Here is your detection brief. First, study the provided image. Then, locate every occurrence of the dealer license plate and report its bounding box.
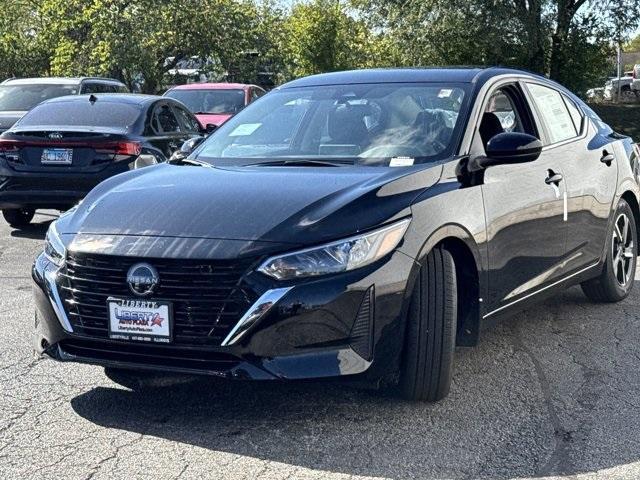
[107,298,172,343]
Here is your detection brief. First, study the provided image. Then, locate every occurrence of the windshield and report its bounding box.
[195,83,469,166]
[16,100,141,129]
[0,84,78,111]
[165,89,246,114]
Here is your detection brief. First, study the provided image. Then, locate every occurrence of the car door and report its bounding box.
[477,82,569,312]
[524,82,617,274]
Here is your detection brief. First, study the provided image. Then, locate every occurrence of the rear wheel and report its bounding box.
[2,208,35,228]
[399,246,457,402]
[581,199,637,302]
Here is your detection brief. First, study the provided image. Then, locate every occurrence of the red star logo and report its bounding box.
[150,314,164,327]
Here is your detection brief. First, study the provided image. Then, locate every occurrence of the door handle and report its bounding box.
[601,151,615,166]
[545,172,563,185]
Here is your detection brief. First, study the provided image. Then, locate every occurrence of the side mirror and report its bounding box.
[474,132,542,170]
[205,123,218,134]
[168,136,205,163]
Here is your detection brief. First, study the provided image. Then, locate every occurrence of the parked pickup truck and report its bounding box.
[604,75,635,100]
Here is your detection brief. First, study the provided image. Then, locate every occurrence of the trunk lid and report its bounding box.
[0,128,139,173]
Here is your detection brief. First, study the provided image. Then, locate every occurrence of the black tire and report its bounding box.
[399,246,457,402]
[104,367,195,390]
[2,208,35,228]
[581,199,637,302]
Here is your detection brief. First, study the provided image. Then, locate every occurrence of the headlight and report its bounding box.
[44,221,66,267]
[258,218,410,280]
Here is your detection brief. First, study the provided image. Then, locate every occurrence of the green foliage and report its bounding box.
[0,0,638,95]
[281,0,387,78]
[625,35,640,53]
[353,0,640,95]
[0,0,50,79]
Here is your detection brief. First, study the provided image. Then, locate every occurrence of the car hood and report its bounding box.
[61,162,442,247]
[0,111,26,133]
[195,113,233,127]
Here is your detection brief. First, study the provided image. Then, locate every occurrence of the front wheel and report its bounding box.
[2,208,35,228]
[581,199,637,302]
[399,246,457,402]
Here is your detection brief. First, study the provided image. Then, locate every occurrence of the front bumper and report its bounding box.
[32,248,417,383]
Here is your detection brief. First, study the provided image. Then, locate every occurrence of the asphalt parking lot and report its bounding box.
[2,213,640,479]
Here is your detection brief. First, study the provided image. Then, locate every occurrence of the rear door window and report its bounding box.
[526,83,577,144]
[80,83,102,94]
[100,84,118,93]
[153,104,181,133]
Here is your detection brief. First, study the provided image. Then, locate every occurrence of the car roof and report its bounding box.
[167,83,255,91]
[279,67,546,88]
[1,77,126,86]
[41,93,161,106]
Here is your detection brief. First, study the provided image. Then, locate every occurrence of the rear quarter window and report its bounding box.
[562,95,584,134]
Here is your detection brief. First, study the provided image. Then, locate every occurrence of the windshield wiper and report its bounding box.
[247,159,349,167]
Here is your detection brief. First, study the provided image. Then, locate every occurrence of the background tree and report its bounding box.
[626,34,640,52]
[0,0,638,95]
[281,0,385,78]
[0,0,50,79]
[352,0,640,94]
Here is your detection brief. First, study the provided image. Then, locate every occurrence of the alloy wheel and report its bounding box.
[612,213,635,287]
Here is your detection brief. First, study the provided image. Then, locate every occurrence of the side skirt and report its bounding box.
[481,260,602,327]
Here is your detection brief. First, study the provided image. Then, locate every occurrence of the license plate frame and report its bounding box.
[107,297,172,344]
[41,148,73,165]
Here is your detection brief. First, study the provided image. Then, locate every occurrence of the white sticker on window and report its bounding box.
[438,89,453,98]
[229,123,261,136]
[389,156,415,167]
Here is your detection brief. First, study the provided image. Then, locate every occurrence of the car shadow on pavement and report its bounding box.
[9,218,54,240]
[70,285,640,479]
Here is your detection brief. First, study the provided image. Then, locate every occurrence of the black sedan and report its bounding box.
[0,94,204,227]
[32,68,640,402]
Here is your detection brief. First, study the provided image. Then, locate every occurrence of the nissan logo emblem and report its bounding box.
[126,263,159,296]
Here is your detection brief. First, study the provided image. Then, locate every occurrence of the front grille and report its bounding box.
[58,252,259,346]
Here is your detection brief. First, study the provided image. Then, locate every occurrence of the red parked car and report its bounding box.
[163,83,265,129]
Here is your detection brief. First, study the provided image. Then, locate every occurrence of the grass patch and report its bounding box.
[589,103,640,143]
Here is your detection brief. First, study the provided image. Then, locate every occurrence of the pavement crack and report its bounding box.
[511,321,571,477]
